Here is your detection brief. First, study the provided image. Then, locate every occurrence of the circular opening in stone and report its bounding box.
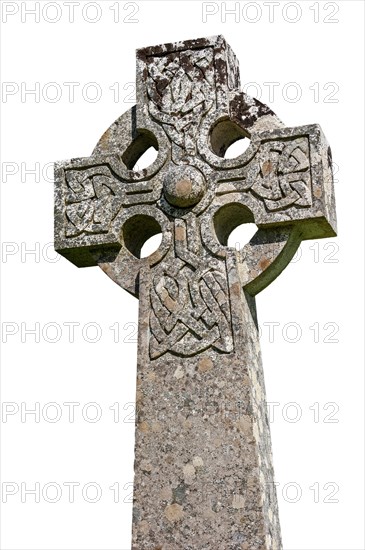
[228,223,258,250]
[122,129,158,172]
[213,203,257,248]
[122,214,162,259]
[140,233,163,258]
[210,119,250,159]
[224,137,251,159]
[134,146,158,170]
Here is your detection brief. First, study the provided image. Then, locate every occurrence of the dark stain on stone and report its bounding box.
[172,482,187,504]
[214,56,226,85]
[132,506,141,522]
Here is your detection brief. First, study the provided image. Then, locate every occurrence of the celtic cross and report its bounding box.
[54,35,337,550]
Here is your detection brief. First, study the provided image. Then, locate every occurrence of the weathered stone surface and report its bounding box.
[54,35,337,549]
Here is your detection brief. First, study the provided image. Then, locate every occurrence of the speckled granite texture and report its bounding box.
[54,35,337,549]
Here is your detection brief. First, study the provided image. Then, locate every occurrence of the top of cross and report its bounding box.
[54,35,337,297]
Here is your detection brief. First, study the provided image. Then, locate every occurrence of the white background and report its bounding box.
[1,1,364,549]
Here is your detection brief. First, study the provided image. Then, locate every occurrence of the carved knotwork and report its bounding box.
[249,137,311,210]
[216,136,312,212]
[146,47,215,154]
[149,220,233,358]
[61,134,313,243]
[63,163,162,238]
[64,166,122,237]
[54,35,336,359]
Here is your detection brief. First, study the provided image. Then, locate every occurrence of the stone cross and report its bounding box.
[54,36,337,550]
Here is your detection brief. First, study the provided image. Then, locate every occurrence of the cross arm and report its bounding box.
[201,123,337,295]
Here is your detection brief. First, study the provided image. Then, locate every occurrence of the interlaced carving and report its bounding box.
[248,137,312,211]
[146,48,215,153]
[55,36,336,361]
[149,219,233,359]
[216,136,312,212]
[63,164,160,237]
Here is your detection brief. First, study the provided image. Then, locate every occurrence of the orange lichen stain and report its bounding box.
[259,256,271,270]
[98,130,110,151]
[261,159,274,176]
[138,421,150,433]
[163,295,177,311]
[314,187,323,198]
[175,178,192,197]
[198,357,214,373]
[175,225,186,241]
[230,281,241,297]
[164,503,184,522]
